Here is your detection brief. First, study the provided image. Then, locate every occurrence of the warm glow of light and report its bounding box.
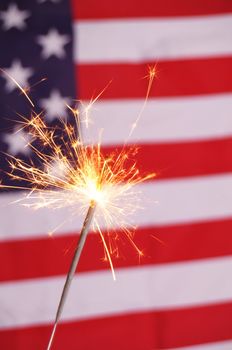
[1,66,156,269]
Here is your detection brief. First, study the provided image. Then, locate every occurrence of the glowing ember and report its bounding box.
[2,67,156,263]
[5,111,154,256]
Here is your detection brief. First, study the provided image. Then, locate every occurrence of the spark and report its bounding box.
[0,68,35,107]
[0,66,156,350]
[4,110,154,259]
[68,80,112,129]
[126,64,157,142]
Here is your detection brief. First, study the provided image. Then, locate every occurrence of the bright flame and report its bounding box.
[1,65,156,270]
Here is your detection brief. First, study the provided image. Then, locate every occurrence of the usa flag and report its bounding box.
[1,1,232,349]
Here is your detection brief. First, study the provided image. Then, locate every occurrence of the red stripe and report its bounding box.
[71,0,232,19]
[77,57,232,99]
[102,138,232,180]
[1,302,232,349]
[1,218,232,282]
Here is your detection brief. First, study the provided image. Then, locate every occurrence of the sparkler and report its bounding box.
[47,201,96,350]
[1,66,156,349]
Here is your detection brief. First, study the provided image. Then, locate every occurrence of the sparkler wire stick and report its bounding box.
[47,200,96,350]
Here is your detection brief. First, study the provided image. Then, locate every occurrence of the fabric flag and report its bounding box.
[1,1,232,349]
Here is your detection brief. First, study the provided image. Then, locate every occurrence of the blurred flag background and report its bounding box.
[1,1,232,349]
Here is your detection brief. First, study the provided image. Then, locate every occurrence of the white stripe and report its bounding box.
[1,174,232,241]
[0,257,232,329]
[172,340,232,350]
[75,15,232,63]
[82,94,232,145]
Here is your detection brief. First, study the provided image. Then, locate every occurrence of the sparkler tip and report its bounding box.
[90,199,96,208]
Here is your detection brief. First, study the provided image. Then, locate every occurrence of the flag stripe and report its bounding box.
[174,340,232,350]
[102,138,232,180]
[1,258,232,329]
[77,57,232,100]
[75,15,232,63]
[1,302,232,349]
[1,219,232,282]
[72,0,232,19]
[1,174,232,240]
[82,94,232,144]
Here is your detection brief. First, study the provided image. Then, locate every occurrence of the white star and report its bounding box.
[3,127,31,156]
[37,29,70,59]
[39,90,71,121]
[0,3,30,31]
[3,60,33,92]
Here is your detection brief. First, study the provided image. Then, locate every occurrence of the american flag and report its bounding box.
[1,1,232,349]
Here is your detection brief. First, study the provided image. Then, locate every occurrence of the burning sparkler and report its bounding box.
[1,66,156,349]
